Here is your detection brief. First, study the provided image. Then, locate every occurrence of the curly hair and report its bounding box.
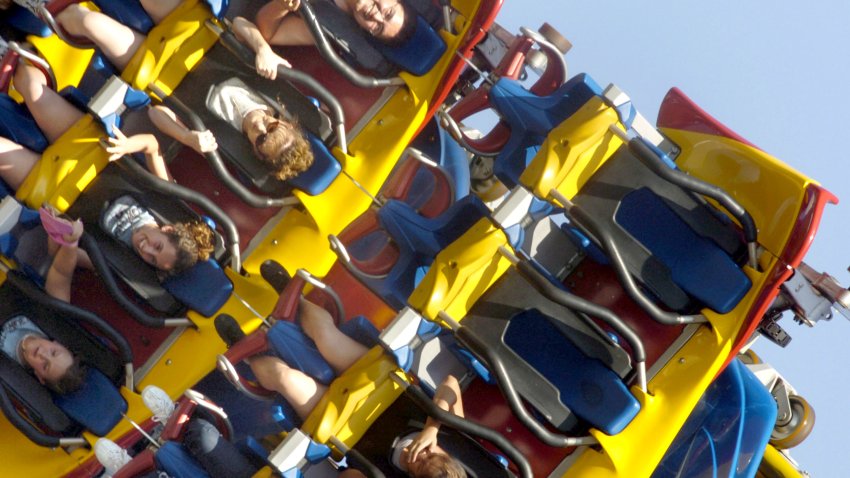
[166,220,215,274]
[410,453,467,478]
[48,355,88,395]
[255,119,314,181]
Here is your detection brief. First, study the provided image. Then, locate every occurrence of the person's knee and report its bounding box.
[54,4,91,35]
[182,418,220,456]
[248,356,290,391]
[12,64,47,101]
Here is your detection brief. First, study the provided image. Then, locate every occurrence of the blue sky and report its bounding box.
[493,1,850,475]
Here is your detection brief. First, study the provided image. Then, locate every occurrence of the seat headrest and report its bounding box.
[52,368,126,436]
[288,135,342,196]
[162,259,233,318]
[373,16,446,76]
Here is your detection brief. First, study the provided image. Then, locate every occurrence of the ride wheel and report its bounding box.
[539,23,572,54]
[770,394,815,449]
[738,348,762,365]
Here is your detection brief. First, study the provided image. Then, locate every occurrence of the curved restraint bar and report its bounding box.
[392,376,534,478]
[80,234,192,329]
[297,0,405,89]
[610,126,759,270]
[502,249,647,392]
[549,190,706,325]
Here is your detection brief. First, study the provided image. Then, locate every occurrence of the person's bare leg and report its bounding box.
[299,298,369,374]
[13,64,84,142]
[139,0,184,24]
[246,355,327,420]
[0,137,40,190]
[55,4,145,71]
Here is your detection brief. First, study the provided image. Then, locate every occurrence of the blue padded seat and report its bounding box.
[653,359,777,478]
[3,5,51,36]
[373,16,447,76]
[53,368,127,436]
[93,0,228,28]
[0,93,49,153]
[288,135,342,196]
[462,267,634,433]
[383,119,471,215]
[615,187,751,314]
[92,0,155,35]
[504,309,640,435]
[0,201,51,286]
[371,195,489,309]
[162,260,233,318]
[155,441,211,478]
[490,73,603,187]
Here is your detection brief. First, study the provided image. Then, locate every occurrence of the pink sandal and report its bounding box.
[39,205,83,248]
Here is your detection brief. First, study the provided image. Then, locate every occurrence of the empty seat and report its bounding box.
[462,268,638,435]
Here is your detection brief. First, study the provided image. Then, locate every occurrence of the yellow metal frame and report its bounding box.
[0,0,492,474]
[402,97,822,477]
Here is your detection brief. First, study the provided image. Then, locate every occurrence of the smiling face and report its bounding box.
[20,336,74,386]
[131,223,178,271]
[242,110,295,159]
[350,0,407,42]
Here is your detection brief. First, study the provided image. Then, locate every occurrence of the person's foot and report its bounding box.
[94,437,132,477]
[260,259,291,293]
[214,313,246,349]
[141,385,175,424]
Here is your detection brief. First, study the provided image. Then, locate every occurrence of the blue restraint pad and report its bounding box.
[162,260,233,317]
[374,16,447,76]
[155,441,211,478]
[288,135,341,196]
[616,187,751,314]
[504,309,639,435]
[53,368,126,437]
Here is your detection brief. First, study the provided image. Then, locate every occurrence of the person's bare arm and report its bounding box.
[147,105,217,156]
[45,245,78,303]
[232,16,291,79]
[407,375,464,462]
[255,0,315,47]
[102,127,172,182]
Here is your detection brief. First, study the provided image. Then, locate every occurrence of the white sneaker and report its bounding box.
[94,438,132,477]
[142,385,175,424]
